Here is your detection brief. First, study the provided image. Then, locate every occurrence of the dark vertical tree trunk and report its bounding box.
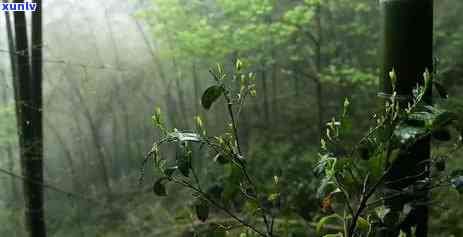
[380,0,433,236]
[133,18,182,128]
[111,105,120,176]
[104,8,121,67]
[3,6,20,205]
[172,57,189,128]
[70,70,112,195]
[261,63,270,126]
[13,0,47,236]
[4,3,21,136]
[192,62,201,116]
[293,63,301,98]
[45,120,79,190]
[4,9,25,234]
[122,102,131,169]
[314,2,324,141]
[271,52,278,123]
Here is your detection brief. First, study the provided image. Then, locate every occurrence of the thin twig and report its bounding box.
[171,178,268,237]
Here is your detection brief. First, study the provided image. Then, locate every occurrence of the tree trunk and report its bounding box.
[70,68,112,195]
[192,62,201,116]
[13,0,47,236]
[45,120,79,191]
[3,8,20,205]
[271,52,278,124]
[261,63,270,126]
[4,3,21,136]
[132,18,181,128]
[172,57,189,128]
[294,63,301,98]
[380,1,433,236]
[314,2,324,141]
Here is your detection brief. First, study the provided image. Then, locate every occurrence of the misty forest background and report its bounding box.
[1,0,463,236]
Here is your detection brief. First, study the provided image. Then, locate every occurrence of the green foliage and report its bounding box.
[153,177,168,196]
[202,85,225,110]
[195,199,210,222]
[143,61,273,236]
[316,70,463,236]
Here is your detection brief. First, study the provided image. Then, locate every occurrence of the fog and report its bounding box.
[1,0,463,236]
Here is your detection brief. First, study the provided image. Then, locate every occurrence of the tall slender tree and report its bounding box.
[10,0,47,236]
[380,0,433,236]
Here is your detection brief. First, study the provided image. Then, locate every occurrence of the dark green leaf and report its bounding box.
[422,105,456,128]
[358,139,375,160]
[408,107,456,130]
[163,166,178,177]
[202,85,225,110]
[213,153,229,164]
[153,178,168,196]
[434,81,448,99]
[205,228,226,237]
[434,159,446,171]
[176,144,191,177]
[405,112,429,127]
[433,111,456,129]
[195,199,209,222]
[432,128,451,141]
[206,184,224,200]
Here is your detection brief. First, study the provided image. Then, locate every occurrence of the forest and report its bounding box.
[1,0,463,236]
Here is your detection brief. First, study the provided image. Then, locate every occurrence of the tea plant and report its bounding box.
[141,60,284,237]
[315,69,463,237]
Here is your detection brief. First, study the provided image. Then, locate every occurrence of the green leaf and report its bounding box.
[244,199,260,215]
[432,128,451,141]
[433,111,456,129]
[202,85,225,110]
[358,139,375,160]
[393,124,428,145]
[152,107,163,127]
[389,69,397,90]
[176,144,191,177]
[435,160,446,171]
[316,177,336,199]
[422,105,456,129]
[213,153,230,164]
[153,178,168,196]
[163,166,178,177]
[235,59,244,71]
[206,184,224,200]
[357,216,370,231]
[205,227,226,237]
[170,131,201,142]
[195,199,210,222]
[268,193,280,202]
[316,214,343,234]
[407,112,433,127]
[407,106,456,130]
